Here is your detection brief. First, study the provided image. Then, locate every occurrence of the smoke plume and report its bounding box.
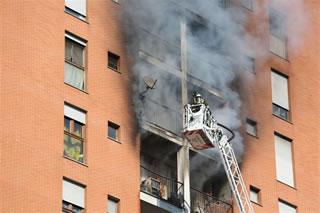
[120,0,307,191]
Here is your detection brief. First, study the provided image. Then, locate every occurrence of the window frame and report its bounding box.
[108,51,120,72]
[65,32,87,91]
[269,8,288,59]
[64,104,87,164]
[246,119,257,137]
[107,195,120,213]
[274,133,295,187]
[62,178,86,213]
[249,185,261,205]
[271,69,290,122]
[278,199,297,213]
[108,121,120,142]
[65,0,87,21]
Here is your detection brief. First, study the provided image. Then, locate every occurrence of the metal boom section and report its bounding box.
[216,135,254,213]
[183,102,254,213]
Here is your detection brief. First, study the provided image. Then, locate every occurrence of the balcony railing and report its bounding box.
[191,187,233,213]
[140,166,183,208]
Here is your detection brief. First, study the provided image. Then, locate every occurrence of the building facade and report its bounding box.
[0,0,319,213]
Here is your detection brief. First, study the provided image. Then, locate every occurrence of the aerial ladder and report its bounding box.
[182,93,254,213]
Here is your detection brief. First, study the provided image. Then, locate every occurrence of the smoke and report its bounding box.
[120,0,307,191]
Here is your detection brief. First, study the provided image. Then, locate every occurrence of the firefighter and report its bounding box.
[192,92,205,105]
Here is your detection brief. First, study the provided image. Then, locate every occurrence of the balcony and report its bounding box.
[140,166,183,209]
[191,187,233,213]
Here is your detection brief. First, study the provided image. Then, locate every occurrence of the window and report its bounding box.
[269,8,287,59]
[108,52,120,72]
[242,0,253,10]
[62,178,85,213]
[271,70,290,121]
[246,119,257,137]
[108,122,119,141]
[250,186,260,204]
[274,134,294,187]
[244,56,255,73]
[64,104,86,163]
[65,0,86,20]
[65,32,87,91]
[279,200,296,213]
[107,195,119,213]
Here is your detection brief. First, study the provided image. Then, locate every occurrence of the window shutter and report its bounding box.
[65,0,86,17]
[279,201,296,213]
[64,104,86,124]
[63,179,85,208]
[107,199,118,213]
[271,71,289,110]
[274,135,294,186]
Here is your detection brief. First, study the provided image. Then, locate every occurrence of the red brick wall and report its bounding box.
[239,0,320,212]
[0,0,140,212]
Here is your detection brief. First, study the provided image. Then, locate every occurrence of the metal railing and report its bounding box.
[140,166,184,208]
[190,187,233,213]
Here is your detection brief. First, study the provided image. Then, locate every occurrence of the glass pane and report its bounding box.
[64,117,71,132]
[72,42,84,67]
[64,134,84,163]
[65,62,85,90]
[108,126,117,140]
[74,121,83,137]
[65,38,73,61]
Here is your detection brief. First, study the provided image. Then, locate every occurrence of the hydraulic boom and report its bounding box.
[183,98,254,213]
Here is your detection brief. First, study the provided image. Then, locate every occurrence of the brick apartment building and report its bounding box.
[0,0,319,213]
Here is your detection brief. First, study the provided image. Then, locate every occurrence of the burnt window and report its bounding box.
[108,52,120,71]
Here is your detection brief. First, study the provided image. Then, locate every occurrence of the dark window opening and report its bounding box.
[108,121,119,141]
[273,103,289,121]
[108,52,120,71]
[246,119,257,137]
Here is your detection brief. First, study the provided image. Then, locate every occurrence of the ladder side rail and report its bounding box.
[218,136,246,213]
[217,135,254,213]
[227,142,254,213]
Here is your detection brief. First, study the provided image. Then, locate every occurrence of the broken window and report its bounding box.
[269,8,287,59]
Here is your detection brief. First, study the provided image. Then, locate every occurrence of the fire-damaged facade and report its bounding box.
[127,1,237,212]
